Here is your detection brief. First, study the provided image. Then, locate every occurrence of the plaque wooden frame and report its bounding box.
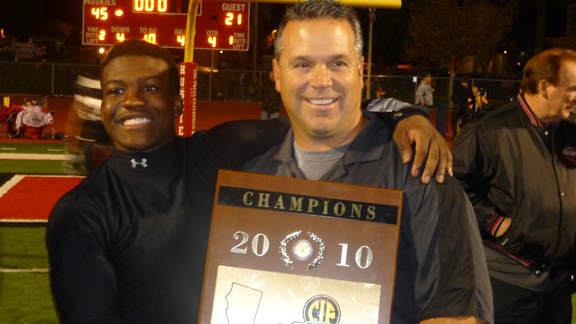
[199,170,403,324]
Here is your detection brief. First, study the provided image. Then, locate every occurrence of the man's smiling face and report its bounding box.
[101,55,182,152]
[273,18,364,150]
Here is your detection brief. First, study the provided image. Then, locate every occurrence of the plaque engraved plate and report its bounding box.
[199,170,403,324]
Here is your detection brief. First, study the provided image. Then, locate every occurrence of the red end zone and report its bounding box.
[0,175,84,222]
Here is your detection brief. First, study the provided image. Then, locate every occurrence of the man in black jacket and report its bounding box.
[451,76,474,137]
[452,48,576,324]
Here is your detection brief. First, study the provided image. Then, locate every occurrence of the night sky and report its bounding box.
[0,0,569,65]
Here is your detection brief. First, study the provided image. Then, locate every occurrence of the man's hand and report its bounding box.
[495,217,511,237]
[393,115,453,184]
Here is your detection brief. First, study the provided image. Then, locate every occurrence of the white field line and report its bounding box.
[0,174,25,198]
[1,148,64,151]
[0,148,64,152]
[0,268,50,273]
[0,219,48,223]
[0,174,84,199]
[0,153,71,160]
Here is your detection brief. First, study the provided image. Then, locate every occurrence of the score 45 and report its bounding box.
[230,230,374,270]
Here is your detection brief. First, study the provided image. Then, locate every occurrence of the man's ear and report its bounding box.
[173,95,184,118]
[273,59,281,93]
[538,80,549,99]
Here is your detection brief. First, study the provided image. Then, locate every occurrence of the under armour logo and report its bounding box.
[130,158,148,168]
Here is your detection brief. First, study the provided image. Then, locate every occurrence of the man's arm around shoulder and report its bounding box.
[363,99,453,183]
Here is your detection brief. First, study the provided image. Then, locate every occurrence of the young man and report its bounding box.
[244,1,492,323]
[451,76,474,136]
[46,39,450,323]
[452,48,576,323]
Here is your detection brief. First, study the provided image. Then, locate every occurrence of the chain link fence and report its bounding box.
[365,74,521,109]
[0,62,521,109]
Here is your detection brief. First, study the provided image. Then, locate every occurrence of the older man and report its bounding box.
[244,1,492,323]
[452,48,576,323]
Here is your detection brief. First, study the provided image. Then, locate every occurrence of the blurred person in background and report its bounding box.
[260,70,283,120]
[62,74,112,174]
[452,76,474,137]
[415,73,433,110]
[470,86,488,119]
[14,99,53,140]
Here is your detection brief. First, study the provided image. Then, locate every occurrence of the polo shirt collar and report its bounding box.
[273,111,391,166]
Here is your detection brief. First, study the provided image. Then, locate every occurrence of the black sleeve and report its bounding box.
[191,104,428,171]
[46,194,122,324]
[451,123,499,231]
[192,116,291,171]
[415,178,492,323]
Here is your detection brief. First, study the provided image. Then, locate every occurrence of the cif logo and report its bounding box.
[303,295,341,324]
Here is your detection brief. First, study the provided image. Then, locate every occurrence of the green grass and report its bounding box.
[0,141,69,174]
[0,160,67,175]
[0,227,58,323]
[0,142,65,154]
[0,273,58,323]
[0,227,49,268]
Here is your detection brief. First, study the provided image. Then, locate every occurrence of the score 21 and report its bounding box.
[207,12,244,49]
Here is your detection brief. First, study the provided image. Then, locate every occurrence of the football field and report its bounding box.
[1,141,82,323]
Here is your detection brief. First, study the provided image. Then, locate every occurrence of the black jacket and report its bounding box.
[452,92,576,274]
[451,83,474,119]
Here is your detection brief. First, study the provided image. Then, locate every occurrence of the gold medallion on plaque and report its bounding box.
[280,231,325,270]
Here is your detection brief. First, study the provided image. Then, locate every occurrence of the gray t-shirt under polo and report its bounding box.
[293,141,350,180]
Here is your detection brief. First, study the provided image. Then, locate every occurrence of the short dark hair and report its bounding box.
[461,76,469,84]
[274,0,363,63]
[521,48,576,95]
[101,39,180,94]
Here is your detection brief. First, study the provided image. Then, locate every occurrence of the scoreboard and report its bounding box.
[82,0,250,50]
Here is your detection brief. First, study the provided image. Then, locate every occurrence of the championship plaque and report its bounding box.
[199,170,403,324]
